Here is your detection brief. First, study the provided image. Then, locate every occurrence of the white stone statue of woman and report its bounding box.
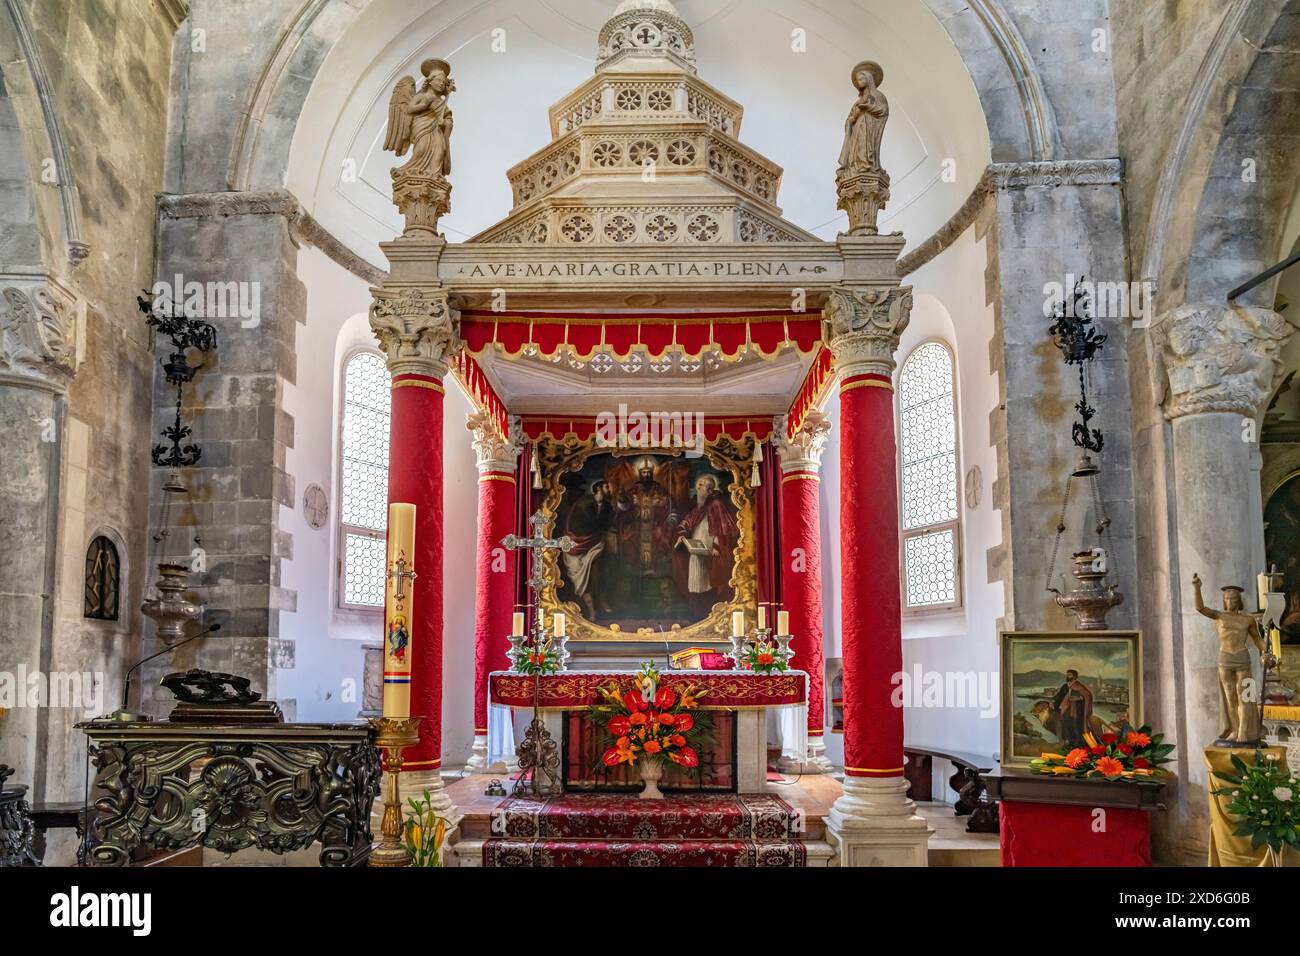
[837,61,888,177]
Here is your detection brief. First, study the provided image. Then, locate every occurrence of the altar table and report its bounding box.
[488,670,808,794]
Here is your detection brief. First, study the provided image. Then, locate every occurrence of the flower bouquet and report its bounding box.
[510,638,560,675]
[592,662,712,799]
[401,791,448,867]
[1028,726,1174,782]
[741,639,787,674]
[1212,750,1300,865]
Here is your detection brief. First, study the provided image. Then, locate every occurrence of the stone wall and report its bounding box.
[0,0,176,823]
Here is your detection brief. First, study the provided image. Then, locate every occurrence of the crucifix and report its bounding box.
[387,553,417,603]
[501,511,573,797]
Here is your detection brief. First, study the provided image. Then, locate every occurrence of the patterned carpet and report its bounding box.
[482,793,807,867]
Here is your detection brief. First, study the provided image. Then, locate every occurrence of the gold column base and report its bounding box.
[368,715,424,867]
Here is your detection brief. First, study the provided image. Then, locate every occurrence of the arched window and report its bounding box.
[339,351,391,609]
[84,535,121,621]
[898,341,961,611]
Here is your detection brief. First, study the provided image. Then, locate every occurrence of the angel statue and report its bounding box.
[383,57,456,238]
[836,60,891,236]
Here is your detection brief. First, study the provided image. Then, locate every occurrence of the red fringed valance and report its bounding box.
[786,346,834,439]
[453,351,509,440]
[521,415,773,443]
[460,310,823,362]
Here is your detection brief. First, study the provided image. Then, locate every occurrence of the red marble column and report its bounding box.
[776,410,832,770]
[467,414,520,771]
[386,371,446,771]
[837,368,904,779]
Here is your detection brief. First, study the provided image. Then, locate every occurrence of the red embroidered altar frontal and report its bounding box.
[488,671,807,709]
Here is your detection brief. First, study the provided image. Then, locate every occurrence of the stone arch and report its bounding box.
[0,0,88,267]
[223,0,1058,197]
[1141,0,1300,310]
[82,525,129,626]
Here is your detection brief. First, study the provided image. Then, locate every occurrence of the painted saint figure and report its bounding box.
[1192,574,1270,745]
[1050,669,1094,749]
[387,614,410,664]
[673,474,739,617]
[562,480,613,619]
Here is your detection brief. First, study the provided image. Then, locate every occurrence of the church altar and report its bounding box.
[489,669,808,794]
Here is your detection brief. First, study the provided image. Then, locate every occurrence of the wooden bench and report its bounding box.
[903,745,999,833]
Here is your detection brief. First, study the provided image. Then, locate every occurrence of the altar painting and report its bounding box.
[999,631,1142,767]
[1265,471,1300,643]
[539,436,757,643]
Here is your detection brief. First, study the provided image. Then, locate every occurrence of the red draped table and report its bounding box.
[985,770,1167,867]
[489,670,808,794]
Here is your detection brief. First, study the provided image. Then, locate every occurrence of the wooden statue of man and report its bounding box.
[1192,574,1269,745]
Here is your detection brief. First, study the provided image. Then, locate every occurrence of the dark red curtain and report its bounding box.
[755,441,783,624]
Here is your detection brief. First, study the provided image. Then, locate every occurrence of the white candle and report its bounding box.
[382,503,416,720]
[512,612,525,637]
[758,606,767,630]
[777,610,790,635]
[1258,572,1270,612]
[553,612,566,637]
[731,610,745,637]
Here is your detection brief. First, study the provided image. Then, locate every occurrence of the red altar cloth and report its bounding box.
[489,670,807,709]
[999,799,1153,867]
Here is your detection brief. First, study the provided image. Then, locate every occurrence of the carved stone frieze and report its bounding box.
[158,190,301,222]
[988,159,1123,190]
[1151,304,1296,420]
[369,286,460,378]
[468,412,523,473]
[774,410,832,472]
[822,285,913,378]
[0,278,78,391]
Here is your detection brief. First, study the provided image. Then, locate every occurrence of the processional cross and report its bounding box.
[500,512,573,798]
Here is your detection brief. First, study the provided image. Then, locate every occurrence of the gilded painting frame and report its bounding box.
[999,630,1143,768]
[535,432,758,643]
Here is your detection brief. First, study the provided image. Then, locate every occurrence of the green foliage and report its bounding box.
[1212,750,1300,854]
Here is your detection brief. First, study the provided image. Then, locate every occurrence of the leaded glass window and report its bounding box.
[339,351,390,609]
[899,342,961,610]
[84,535,120,621]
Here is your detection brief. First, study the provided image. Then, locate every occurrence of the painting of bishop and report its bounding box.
[556,453,740,631]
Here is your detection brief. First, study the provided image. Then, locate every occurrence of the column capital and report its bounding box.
[822,285,912,379]
[0,276,79,393]
[773,410,831,473]
[369,285,460,379]
[467,412,523,473]
[1151,304,1296,420]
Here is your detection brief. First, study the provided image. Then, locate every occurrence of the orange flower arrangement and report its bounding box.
[593,663,711,773]
[1029,724,1174,782]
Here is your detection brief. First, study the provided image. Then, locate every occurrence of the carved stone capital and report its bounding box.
[391,174,452,240]
[822,285,912,378]
[468,412,523,473]
[1151,304,1296,420]
[369,285,459,378]
[774,410,831,473]
[0,278,78,392]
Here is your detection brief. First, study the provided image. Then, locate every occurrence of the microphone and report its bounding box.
[107,622,221,722]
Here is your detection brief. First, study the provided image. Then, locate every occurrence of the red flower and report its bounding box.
[1125,731,1151,748]
[677,747,698,768]
[671,734,686,747]
[602,747,622,766]
[1089,746,1106,756]
[644,739,662,755]
[608,715,630,736]
[675,713,694,732]
[1094,756,1124,777]
[624,689,645,712]
[659,712,677,728]
[758,653,775,666]
[629,712,647,727]
[655,687,677,710]
[1132,757,1151,769]
[1064,747,1090,769]
[1117,743,1133,756]
[1101,732,1118,744]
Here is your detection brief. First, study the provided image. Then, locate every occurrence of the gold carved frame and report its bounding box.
[535,433,758,643]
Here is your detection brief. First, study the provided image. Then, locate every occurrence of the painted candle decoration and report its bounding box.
[383,503,417,719]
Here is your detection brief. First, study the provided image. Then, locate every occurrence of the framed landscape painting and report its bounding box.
[999,630,1142,768]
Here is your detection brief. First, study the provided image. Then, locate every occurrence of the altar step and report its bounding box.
[480,793,813,868]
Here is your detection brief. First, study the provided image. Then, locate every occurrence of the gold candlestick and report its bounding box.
[368,715,424,867]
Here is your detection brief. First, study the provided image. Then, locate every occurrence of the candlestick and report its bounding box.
[368,715,423,867]
[382,503,417,720]
[777,609,790,635]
